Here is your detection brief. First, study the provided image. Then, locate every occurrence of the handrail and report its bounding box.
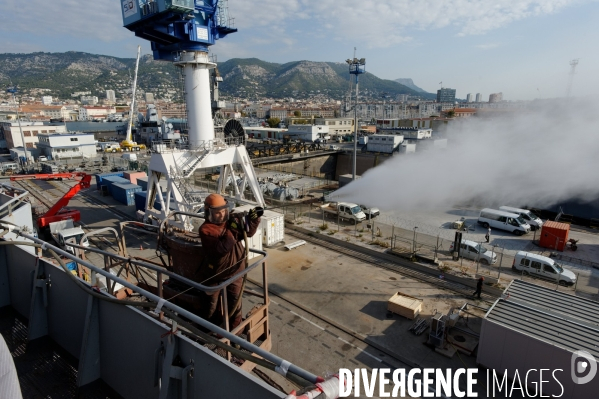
[66,241,266,294]
[5,226,319,384]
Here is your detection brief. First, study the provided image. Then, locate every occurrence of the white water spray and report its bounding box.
[333,99,599,213]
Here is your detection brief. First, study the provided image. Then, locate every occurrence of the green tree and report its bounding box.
[266,117,281,128]
[293,110,301,117]
[446,110,455,118]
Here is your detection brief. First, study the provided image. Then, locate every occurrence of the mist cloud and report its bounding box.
[332,98,599,214]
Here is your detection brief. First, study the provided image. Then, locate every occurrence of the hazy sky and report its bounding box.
[1,0,598,100]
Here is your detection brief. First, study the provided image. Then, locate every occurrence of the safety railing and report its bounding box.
[6,224,319,386]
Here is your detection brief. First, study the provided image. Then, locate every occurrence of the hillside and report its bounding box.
[0,52,434,101]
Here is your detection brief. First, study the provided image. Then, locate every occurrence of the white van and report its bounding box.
[512,251,576,286]
[499,206,543,230]
[478,208,531,235]
[122,153,137,162]
[449,239,497,265]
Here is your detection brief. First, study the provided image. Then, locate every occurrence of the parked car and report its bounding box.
[359,204,380,219]
[449,239,497,265]
[38,156,48,162]
[512,251,576,286]
[478,208,531,235]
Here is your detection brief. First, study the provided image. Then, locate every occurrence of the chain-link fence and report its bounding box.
[273,202,597,299]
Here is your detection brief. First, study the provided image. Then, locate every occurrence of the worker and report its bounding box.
[197,194,262,331]
[473,277,484,299]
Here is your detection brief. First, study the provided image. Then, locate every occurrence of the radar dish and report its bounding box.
[223,119,245,143]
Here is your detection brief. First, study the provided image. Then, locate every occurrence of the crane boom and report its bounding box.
[126,45,141,144]
[10,173,92,228]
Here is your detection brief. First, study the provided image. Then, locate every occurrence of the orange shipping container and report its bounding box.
[124,171,147,186]
[539,221,570,251]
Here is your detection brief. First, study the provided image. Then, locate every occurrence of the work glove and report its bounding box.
[228,214,244,232]
[248,207,264,220]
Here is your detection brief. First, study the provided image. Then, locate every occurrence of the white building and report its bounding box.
[81,96,99,105]
[41,96,53,105]
[0,121,66,150]
[475,93,482,102]
[39,106,70,120]
[106,90,116,104]
[37,132,96,160]
[380,127,432,140]
[145,93,154,103]
[79,106,116,121]
[245,127,288,140]
[466,93,473,103]
[366,135,404,153]
[314,117,354,137]
[286,125,330,142]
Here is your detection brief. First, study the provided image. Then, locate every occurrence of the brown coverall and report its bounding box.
[197,217,260,330]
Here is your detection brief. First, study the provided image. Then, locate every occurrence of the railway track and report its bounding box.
[15,177,496,302]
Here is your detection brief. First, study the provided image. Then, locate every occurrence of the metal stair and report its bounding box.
[181,150,210,178]
[169,155,206,206]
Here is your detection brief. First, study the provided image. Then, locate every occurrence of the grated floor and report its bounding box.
[0,306,123,399]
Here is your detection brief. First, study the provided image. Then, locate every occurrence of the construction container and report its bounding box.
[243,228,263,260]
[387,292,422,319]
[539,221,570,251]
[134,191,174,212]
[137,176,148,190]
[102,176,130,196]
[111,183,142,206]
[95,172,124,190]
[136,177,169,192]
[260,210,284,247]
[124,171,147,186]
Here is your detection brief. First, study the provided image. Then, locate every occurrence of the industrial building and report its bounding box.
[0,121,67,149]
[314,117,355,138]
[286,125,330,142]
[478,280,599,398]
[245,127,288,140]
[366,134,404,153]
[377,126,432,140]
[37,132,97,160]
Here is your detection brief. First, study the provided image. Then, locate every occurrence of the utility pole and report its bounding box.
[566,59,579,97]
[6,85,29,166]
[346,49,365,181]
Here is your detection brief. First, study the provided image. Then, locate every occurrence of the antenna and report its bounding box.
[566,59,579,97]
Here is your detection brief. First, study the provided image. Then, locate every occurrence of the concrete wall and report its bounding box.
[335,153,392,180]
[259,155,337,178]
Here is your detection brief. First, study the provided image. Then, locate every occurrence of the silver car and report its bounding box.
[449,239,497,265]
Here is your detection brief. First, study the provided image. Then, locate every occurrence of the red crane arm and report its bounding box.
[10,173,92,228]
[42,174,91,220]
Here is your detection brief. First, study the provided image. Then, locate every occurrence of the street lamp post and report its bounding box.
[6,85,29,166]
[346,53,365,181]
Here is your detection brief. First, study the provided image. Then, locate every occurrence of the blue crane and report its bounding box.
[121,0,236,62]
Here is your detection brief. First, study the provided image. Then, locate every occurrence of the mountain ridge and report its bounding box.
[0,52,434,100]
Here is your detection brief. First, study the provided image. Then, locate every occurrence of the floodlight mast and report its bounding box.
[5,85,29,165]
[347,52,365,181]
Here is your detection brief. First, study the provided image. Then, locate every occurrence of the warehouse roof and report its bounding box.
[485,281,599,357]
[504,280,599,328]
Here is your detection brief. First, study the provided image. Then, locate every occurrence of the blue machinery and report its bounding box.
[122,0,236,61]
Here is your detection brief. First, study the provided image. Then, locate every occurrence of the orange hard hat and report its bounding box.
[204,194,227,209]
